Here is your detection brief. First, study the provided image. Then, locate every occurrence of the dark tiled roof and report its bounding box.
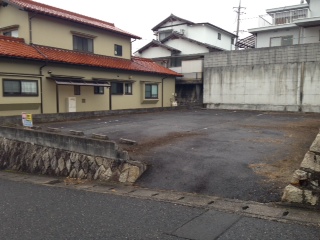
[0,36,181,76]
[135,40,181,54]
[161,32,224,51]
[152,14,236,37]
[4,0,141,39]
[152,14,195,31]
[235,35,256,49]
[195,23,237,37]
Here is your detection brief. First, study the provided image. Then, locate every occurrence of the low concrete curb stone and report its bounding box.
[120,138,137,145]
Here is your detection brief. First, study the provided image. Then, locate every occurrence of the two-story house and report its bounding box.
[248,0,320,48]
[0,0,181,116]
[134,14,237,106]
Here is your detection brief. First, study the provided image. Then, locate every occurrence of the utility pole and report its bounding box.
[234,0,246,50]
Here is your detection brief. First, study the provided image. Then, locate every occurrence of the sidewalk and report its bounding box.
[0,170,319,239]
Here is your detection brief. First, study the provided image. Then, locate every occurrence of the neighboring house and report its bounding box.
[135,14,237,106]
[248,0,320,48]
[0,0,181,116]
[235,35,256,49]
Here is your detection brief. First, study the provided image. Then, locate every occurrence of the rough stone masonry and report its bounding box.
[0,126,146,184]
[282,131,320,207]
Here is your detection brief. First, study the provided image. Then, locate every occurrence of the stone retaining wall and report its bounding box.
[282,131,320,207]
[0,126,146,183]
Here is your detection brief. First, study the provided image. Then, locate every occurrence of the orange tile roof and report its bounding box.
[0,35,44,60]
[0,36,181,77]
[5,0,141,39]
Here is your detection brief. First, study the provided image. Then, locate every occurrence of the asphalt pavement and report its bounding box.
[39,109,320,203]
[0,171,319,240]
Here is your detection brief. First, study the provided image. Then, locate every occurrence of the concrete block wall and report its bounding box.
[282,131,320,207]
[0,126,146,183]
[0,106,190,125]
[204,43,320,112]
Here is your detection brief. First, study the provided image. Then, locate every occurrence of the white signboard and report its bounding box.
[22,112,33,127]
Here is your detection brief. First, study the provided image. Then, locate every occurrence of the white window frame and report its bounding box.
[270,35,293,47]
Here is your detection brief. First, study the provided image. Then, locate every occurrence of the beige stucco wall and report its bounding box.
[0,4,176,116]
[31,15,132,59]
[57,85,110,113]
[41,64,111,113]
[0,5,132,59]
[0,59,42,116]
[0,5,30,41]
[41,63,175,113]
[111,75,176,110]
[0,58,176,115]
[163,78,176,107]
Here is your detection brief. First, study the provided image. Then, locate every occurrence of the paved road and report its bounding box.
[39,109,320,203]
[1,173,320,240]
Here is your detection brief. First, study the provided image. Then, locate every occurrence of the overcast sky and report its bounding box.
[35,0,301,52]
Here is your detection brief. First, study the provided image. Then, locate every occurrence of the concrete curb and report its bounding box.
[1,170,319,228]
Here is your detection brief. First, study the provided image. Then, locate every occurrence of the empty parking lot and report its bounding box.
[39,109,320,203]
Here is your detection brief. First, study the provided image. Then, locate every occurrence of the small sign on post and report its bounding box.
[22,112,33,127]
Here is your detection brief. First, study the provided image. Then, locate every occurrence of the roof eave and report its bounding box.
[152,14,195,31]
[162,33,224,51]
[195,23,237,37]
[5,0,141,40]
[27,9,141,39]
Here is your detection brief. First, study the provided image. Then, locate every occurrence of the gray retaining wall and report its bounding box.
[204,43,320,112]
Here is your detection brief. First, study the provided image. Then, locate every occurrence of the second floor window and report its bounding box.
[218,33,221,40]
[3,31,11,36]
[1,29,18,37]
[73,35,93,53]
[270,36,293,47]
[159,30,172,41]
[114,44,122,56]
[270,9,308,25]
[170,57,182,67]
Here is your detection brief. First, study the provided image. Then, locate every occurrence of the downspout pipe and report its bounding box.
[31,46,49,115]
[161,76,168,108]
[131,39,137,57]
[39,62,46,114]
[28,12,38,44]
[28,11,46,113]
[109,86,112,110]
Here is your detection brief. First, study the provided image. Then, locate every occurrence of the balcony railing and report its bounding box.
[175,72,203,82]
[258,8,308,27]
[259,15,273,27]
